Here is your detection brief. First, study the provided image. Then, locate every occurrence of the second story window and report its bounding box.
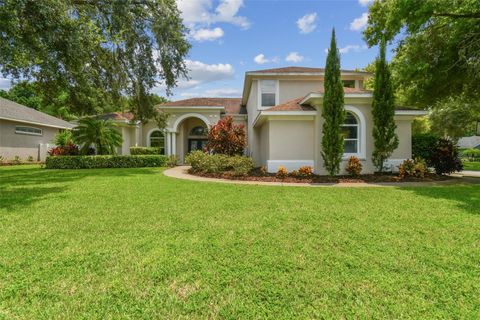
[342,80,356,88]
[260,80,277,107]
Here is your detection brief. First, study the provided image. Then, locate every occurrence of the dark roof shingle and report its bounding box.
[0,97,74,129]
[159,98,245,114]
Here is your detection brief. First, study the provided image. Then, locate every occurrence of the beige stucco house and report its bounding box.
[0,97,74,161]
[111,66,427,174]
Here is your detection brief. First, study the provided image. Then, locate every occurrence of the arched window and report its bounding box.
[341,112,359,154]
[149,130,165,154]
[189,126,208,136]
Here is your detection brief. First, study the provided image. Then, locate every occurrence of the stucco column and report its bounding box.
[165,132,171,155]
[171,132,176,156]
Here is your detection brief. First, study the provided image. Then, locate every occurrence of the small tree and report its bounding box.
[321,29,345,176]
[372,38,399,172]
[207,116,246,156]
[73,118,122,155]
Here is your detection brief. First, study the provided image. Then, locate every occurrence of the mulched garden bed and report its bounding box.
[189,168,453,183]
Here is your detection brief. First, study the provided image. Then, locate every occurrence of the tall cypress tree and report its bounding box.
[321,29,345,176]
[372,38,399,172]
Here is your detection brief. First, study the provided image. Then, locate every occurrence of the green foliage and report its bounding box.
[185,151,253,176]
[364,0,480,111]
[0,0,190,120]
[153,111,170,131]
[165,155,178,168]
[429,95,480,139]
[412,117,431,135]
[321,29,345,176]
[73,118,123,155]
[371,38,399,172]
[130,147,163,155]
[53,130,75,147]
[45,155,166,169]
[461,148,480,161]
[412,133,440,165]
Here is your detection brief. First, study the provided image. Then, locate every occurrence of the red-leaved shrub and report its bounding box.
[48,143,79,156]
[207,116,246,156]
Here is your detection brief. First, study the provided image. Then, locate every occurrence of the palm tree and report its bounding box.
[73,118,123,155]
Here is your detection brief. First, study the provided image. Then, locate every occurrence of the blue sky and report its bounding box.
[163,0,379,100]
[0,0,382,100]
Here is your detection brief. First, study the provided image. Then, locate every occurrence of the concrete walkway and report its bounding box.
[459,170,480,178]
[164,166,478,188]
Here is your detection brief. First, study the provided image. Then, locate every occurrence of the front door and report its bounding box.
[188,139,208,152]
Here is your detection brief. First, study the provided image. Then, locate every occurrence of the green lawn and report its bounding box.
[1,166,479,318]
[464,161,480,171]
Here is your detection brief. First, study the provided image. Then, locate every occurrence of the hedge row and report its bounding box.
[45,155,167,169]
[130,147,163,155]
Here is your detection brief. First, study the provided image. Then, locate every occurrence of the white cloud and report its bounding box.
[0,78,11,90]
[285,52,304,63]
[215,0,250,29]
[358,0,373,6]
[180,88,241,98]
[190,27,224,41]
[254,54,268,64]
[350,12,369,31]
[339,44,368,54]
[297,12,317,34]
[253,54,279,65]
[153,59,235,95]
[177,0,250,29]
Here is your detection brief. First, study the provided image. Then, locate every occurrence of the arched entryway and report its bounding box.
[170,113,210,163]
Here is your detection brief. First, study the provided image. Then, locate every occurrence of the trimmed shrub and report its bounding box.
[45,155,167,169]
[412,133,440,166]
[185,150,253,175]
[228,156,254,176]
[345,156,362,176]
[431,139,463,175]
[276,166,288,179]
[130,147,163,155]
[399,158,428,179]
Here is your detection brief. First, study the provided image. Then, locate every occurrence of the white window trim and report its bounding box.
[15,126,43,136]
[342,106,366,160]
[257,79,279,110]
[147,128,166,149]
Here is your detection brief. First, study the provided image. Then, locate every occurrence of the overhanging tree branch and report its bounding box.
[433,12,480,19]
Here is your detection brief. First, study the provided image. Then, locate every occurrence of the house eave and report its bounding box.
[253,111,316,128]
[0,116,74,130]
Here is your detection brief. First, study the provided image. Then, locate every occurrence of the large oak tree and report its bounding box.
[0,0,190,121]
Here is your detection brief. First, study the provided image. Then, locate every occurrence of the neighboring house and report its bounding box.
[458,136,480,149]
[0,97,74,161]
[111,66,427,174]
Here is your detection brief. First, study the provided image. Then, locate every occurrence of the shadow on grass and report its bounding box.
[0,166,160,211]
[402,183,480,215]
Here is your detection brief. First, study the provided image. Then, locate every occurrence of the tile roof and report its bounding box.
[0,96,74,129]
[159,97,245,114]
[265,87,372,112]
[266,97,315,112]
[98,112,135,121]
[247,66,371,74]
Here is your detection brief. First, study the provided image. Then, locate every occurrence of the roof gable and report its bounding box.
[0,97,74,129]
